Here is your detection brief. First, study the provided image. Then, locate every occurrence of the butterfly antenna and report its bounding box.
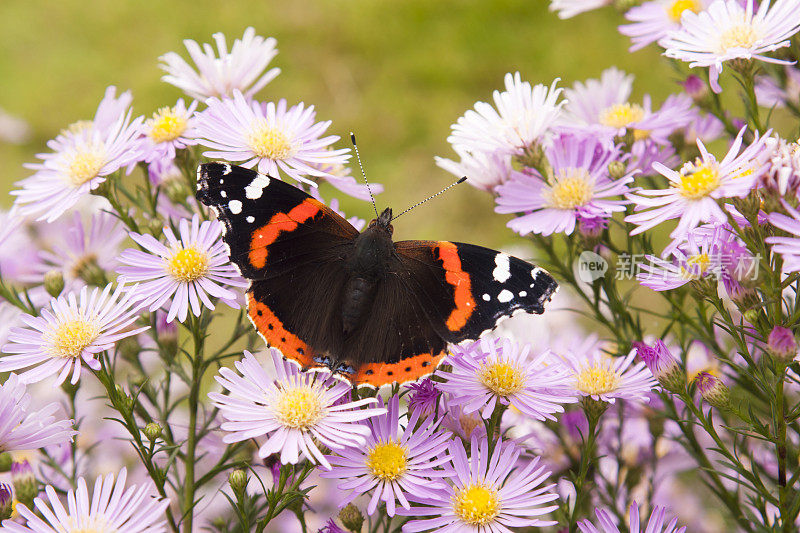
[390,176,468,222]
[350,132,379,218]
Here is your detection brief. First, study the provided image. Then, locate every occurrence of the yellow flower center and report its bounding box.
[575,361,622,395]
[51,319,99,359]
[65,516,118,533]
[546,169,594,210]
[667,0,702,22]
[453,484,501,526]
[599,103,645,129]
[246,120,294,160]
[366,440,408,481]
[478,359,526,396]
[166,247,209,283]
[273,385,325,429]
[66,145,106,187]
[677,161,721,199]
[681,253,711,279]
[147,107,188,143]
[717,23,758,54]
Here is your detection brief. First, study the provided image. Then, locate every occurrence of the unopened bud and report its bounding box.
[44,270,65,297]
[117,337,141,361]
[695,372,730,410]
[0,484,12,521]
[11,461,36,507]
[634,340,685,393]
[144,423,162,442]
[767,326,797,363]
[156,311,178,359]
[682,75,707,102]
[75,257,107,287]
[228,469,248,494]
[607,160,627,180]
[338,504,364,533]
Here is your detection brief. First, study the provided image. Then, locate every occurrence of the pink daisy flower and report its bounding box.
[448,72,564,156]
[578,501,686,533]
[662,0,800,93]
[2,468,169,533]
[0,373,77,452]
[638,225,726,290]
[625,127,770,241]
[619,0,709,52]
[0,283,147,385]
[559,346,658,404]
[141,98,198,164]
[210,350,385,469]
[438,337,576,420]
[195,91,349,185]
[398,434,559,532]
[494,133,633,236]
[320,395,453,516]
[117,214,246,323]
[159,27,280,101]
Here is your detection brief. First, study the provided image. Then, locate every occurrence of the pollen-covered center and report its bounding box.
[599,103,645,129]
[366,440,408,481]
[546,169,594,210]
[147,107,188,143]
[667,0,702,22]
[479,359,526,396]
[246,120,295,160]
[66,516,118,533]
[677,161,721,199]
[717,23,758,54]
[453,483,501,526]
[66,144,106,187]
[681,253,711,279]
[575,361,622,395]
[273,385,325,429]
[50,319,99,359]
[166,246,210,283]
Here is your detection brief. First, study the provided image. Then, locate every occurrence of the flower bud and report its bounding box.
[156,311,178,359]
[144,422,162,442]
[338,504,364,533]
[117,337,141,362]
[228,469,248,494]
[635,340,685,393]
[44,270,65,297]
[11,460,37,507]
[0,484,12,521]
[682,75,707,102]
[695,372,730,410]
[767,326,797,363]
[607,160,627,181]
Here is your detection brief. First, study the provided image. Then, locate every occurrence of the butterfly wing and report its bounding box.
[196,162,359,368]
[394,240,558,342]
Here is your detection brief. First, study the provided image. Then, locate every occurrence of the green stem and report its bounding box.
[775,367,789,531]
[568,405,602,533]
[182,314,206,533]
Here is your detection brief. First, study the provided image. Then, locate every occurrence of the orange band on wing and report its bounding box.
[247,293,317,368]
[353,351,446,387]
[248,199,322,269]
[437,242,475,331]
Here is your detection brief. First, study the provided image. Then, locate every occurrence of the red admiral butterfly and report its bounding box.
[196,160,557,387]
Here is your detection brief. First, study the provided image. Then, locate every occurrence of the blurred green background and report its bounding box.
[0,0,675,248]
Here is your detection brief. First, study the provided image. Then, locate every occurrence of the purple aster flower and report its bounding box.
[406,378,440,417]
[398,434,558,531]
[440,401,486,440]
[760,135,800,197]
[159,27,280,100]
[579,501,686,533]
[2,468,169,533]
[209,350,386,469]
[195,91,349,185]
[318,519,347,533]
[766,203,800,272]
[35,211,126,290]
[626,127,770,241]
[11,89,143,223]
[0,283,147,385]
[694,371,730,408]
[0,373,77,452]
[662,0,800,93]
[321,395,452,516]
[634,339,685,392]
[438,337,576,420]
[767,326,797,362]
[494,133,633,236]
[448,72,564,156]
[619,0,709,52]
[637,225,726,290]
[141,98,198,164]
[559,345,658,404]
[117,214,246,323]
[435,148,515,191]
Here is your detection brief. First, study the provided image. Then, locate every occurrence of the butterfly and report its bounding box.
[196,161,557,387]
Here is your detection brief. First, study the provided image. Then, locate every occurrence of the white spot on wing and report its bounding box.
[221,163,232,175]
[519,291,527,297]
[497,289,514,303]
[493,253,511,283]
[245,175,271,200]
[482,293,490,301]
[229,200,242,214]
[246,216,255,223]
[220,191,227,198]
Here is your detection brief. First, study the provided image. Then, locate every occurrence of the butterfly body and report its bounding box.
[197,162,558,387]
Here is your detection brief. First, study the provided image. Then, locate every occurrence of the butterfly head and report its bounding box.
[368,207,394,236]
